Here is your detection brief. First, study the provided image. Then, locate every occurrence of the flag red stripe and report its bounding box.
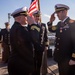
[28,0,38,16]
[29,5,37,12]
[29,1,37,11]
[30,1,36,8]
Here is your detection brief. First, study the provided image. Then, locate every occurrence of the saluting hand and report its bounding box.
[50,12,55,23]
[27,16,35,25]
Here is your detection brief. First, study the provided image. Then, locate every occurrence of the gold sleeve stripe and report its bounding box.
[31,26,40,32]
[45,42,49,45]
[52,26,57,30]
[72,53,75,58]
[55,8,65,11]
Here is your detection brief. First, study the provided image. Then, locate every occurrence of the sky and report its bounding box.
[0,0,75,28]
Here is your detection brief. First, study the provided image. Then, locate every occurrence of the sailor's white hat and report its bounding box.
[11,6,28,17]
[55,4,69,12]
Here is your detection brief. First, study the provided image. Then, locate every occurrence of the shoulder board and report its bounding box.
[31,26,40,32]
[69,20,75,23]
[72,53,75,58]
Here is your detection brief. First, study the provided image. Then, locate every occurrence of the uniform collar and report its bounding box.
[34,21,41,25]
[61,16,68,23]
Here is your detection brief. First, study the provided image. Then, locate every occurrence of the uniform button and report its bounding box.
[57,43,59,45]
[58,38,60,40]
[57,48,59,50]
[65,29,67,30]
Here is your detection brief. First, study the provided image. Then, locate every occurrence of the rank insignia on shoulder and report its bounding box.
[31,26,40,32]
[72,53,75,58]
[69,20,75,23]
[52,26,57,30]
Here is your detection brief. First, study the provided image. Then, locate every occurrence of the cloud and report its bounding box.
[43,14,50,18]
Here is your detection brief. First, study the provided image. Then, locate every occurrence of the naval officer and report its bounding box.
[0,22,10,63]
[32,10,49,75]
[47,4,75,75]
[7,6,41,75]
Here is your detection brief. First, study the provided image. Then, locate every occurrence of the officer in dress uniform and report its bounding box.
[47,4,75,75]
[32,10,49,75]
[7,6,42,75]
[0,22,10,63]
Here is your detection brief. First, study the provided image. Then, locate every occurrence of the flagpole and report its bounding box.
[38,0,40,11]
[38,0,41,22]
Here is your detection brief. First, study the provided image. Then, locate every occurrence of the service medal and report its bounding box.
[60,27,62,33]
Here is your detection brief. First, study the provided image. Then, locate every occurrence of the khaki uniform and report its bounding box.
[0,28,10,63]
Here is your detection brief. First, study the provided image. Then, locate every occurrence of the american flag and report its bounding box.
[28,0,39,16]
